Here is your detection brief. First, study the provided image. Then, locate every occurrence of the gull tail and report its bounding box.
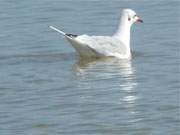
[49,26,66,36]
[49,26,78,38]
[49,26,100,58]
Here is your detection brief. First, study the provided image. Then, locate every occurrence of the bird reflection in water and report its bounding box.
[73,57,141,124]
[74,57,138,105]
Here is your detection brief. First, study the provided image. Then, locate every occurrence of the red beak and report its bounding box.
[136,18,143,23]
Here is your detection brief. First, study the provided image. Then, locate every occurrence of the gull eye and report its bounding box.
[128,17,131,21]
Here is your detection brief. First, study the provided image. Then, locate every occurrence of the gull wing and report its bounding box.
[75,35,128,58]
[49,26,129,58]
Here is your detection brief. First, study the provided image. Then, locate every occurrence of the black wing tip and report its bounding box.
[66,33,78,38]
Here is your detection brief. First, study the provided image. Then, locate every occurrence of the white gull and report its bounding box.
[49,9,143,59]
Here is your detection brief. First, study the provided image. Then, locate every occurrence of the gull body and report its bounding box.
[50,9,143,59]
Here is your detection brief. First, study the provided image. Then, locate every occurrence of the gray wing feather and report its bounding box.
[76,35,127,56]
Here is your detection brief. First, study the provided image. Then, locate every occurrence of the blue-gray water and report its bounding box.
[0,0,179,135]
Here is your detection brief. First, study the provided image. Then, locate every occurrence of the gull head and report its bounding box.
[122,9,143,25]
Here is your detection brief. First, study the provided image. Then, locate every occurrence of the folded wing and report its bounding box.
[71,35,128,58]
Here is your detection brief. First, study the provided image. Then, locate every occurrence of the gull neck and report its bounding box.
[113,13,132,57]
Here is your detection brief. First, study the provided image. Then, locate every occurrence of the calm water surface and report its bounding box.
[0,0,179,135]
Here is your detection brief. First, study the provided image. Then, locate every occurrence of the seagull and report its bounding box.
[49,9,143,59]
